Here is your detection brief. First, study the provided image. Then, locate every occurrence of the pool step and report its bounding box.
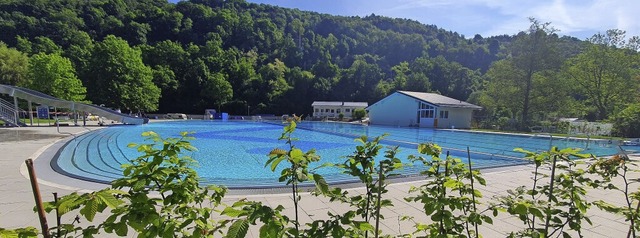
[53,129,125,183]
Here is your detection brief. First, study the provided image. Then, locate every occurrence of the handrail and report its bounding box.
[0,97,28,116]
[0,84,146,125]
[0,97,19,126]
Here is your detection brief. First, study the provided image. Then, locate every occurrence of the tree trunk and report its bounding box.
[521,70,533,130]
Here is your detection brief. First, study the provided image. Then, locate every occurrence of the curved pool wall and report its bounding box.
[52,121,625,188]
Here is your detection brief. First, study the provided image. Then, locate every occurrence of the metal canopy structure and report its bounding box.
[0,84,146,125]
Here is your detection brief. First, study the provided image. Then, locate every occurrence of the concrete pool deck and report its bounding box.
[0,123,637,237]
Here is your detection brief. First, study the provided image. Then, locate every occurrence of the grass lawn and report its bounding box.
[471,128,624,140]
[0,118,75,126]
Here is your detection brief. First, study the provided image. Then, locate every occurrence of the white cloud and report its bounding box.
[386,0,639,39]
[390,0,459,10]
[475,0,640,38]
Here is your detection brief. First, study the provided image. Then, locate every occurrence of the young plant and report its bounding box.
[309,134,403,238]
[265,115,320,235]
[104,131,228,237]
[493,147,592,237]
[221,199,292,238]
[589,154,640,238]
[404,143,492,237]
[42,189,126,237]
[0,227,39,238]
[38,131,229,237]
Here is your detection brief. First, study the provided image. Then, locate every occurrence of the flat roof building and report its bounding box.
[311,101,368,119]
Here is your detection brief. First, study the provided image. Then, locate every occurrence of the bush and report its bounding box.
[352,108,366,120]
[611,103,640,137]
[496,117,511,130]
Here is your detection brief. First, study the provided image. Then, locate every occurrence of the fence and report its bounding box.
[568,121,613,136]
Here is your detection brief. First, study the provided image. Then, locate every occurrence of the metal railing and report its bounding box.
[0,84,145,125]
[0,97,19,126]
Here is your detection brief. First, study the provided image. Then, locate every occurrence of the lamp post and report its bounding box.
[247,104,250,116]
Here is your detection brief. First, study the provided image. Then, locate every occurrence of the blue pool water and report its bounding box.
[53,121,626,188]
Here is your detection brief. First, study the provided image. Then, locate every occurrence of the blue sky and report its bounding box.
[171,0,639,40]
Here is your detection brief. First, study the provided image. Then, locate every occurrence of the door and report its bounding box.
[418,102,436,127]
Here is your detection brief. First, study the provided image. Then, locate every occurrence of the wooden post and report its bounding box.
[467,147,479,238]
[53,192,61,236]
[25,159,50,238]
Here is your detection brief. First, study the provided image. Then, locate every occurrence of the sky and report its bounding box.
[235,0,640,40]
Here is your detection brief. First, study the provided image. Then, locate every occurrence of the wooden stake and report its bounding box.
[26,159,50,238]
[467,147,479,238]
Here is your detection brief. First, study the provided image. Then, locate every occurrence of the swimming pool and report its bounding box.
[53,121,626,188]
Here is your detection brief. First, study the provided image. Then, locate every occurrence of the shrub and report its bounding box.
[404,144,491,237]
[352,108,366,120]
[611,103,640,137]
[36,131,229,237]
[492,147,592,237]
[497,117,511,130]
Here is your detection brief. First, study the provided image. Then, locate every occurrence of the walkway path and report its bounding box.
[0,124,635,237]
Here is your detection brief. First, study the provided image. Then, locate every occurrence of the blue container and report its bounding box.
[214,112,229,121]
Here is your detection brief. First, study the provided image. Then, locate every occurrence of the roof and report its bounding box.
[312,101,368,107]
[312,101,342,106]
[397,91,482,109]
[343,102,368,107]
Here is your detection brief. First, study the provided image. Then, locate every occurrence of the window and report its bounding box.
[418,102,435,118]
[345,108,351,113]
[440,110,448,119]
[320,109,324,113]
[331,109,335,113]
[337,109,341,113]
[315,108,319,112]
[420,110,434,118]
[420,103,433,110]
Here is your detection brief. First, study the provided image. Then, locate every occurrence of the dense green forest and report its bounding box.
[0,0,639,134]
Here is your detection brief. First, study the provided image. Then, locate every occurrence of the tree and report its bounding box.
[512,18,561,126]
[31,36,62,55]
[278,67,314,114]
[336,54,384,102]
[611,103,640,137]
[140,40,191,112]
[63,31,94,76]
[15,36,32,54]
[405,72,431,93]
[485,58,574,124]
[563,29,640,120]
[487,18,561,128]
[484,60,524,121]
[28,53,86,101]
[391,61,409,90]
[291,18,304,50]
[310,56,339,100]
[0,42,29,86]
[151,65,178,91]
[201,72,233,111]
[86,35,160,112]
[427,56,481,100]
[257,59,291,103]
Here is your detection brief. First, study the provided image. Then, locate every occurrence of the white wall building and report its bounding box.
[312,101,368,119]
[367,91,481,129]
